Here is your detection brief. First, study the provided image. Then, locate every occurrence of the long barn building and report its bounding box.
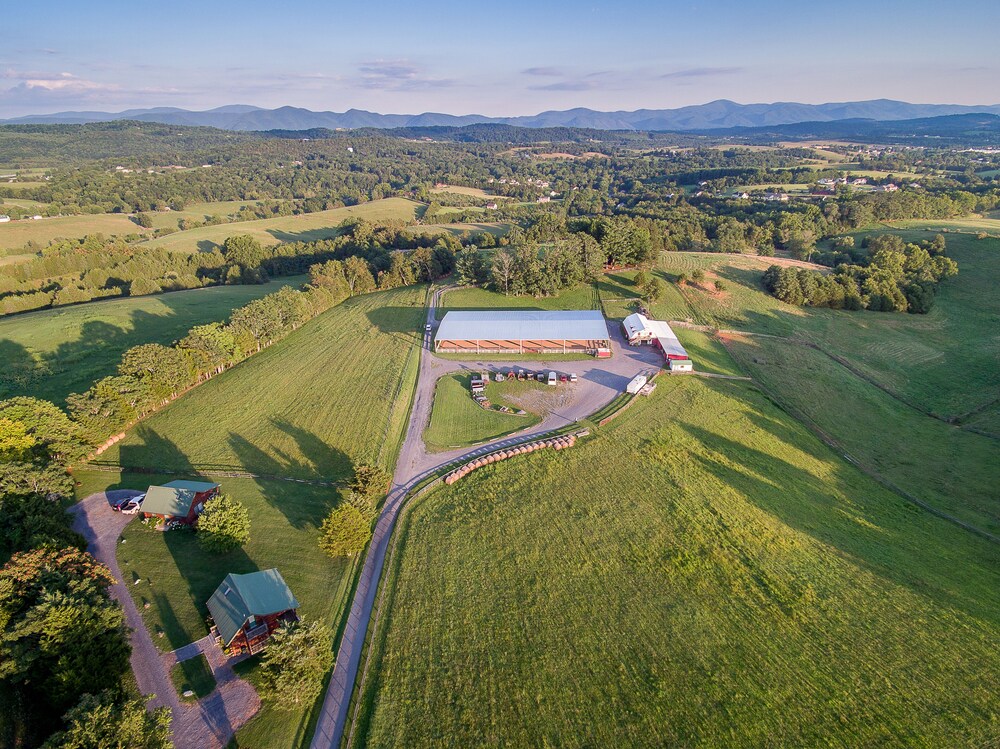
[435,310,611,355]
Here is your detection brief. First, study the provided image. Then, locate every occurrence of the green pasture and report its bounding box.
[438,284,599,320]
[98,284,427,479]
[141,198,422,253]
[0,212,145,250]
[424,373,539,451]
[724,335,1000,537]
[0,276,306,405]
[352,376,1000,748]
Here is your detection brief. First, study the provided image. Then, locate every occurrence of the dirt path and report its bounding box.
[71,492,260,748]
[309,287,662,749]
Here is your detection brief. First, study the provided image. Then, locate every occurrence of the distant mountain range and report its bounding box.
[4,99,1000,132]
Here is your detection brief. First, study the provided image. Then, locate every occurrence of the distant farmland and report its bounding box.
[141,197,423,253]
[0,212,144,250]
[0,276,306,404]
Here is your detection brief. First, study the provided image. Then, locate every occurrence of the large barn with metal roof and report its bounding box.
[434,310,611,355]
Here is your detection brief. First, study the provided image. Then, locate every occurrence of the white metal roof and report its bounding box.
[623,312,689,358]
[436,310,610,342]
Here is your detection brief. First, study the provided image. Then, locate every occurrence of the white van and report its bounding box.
[547,371,557,385]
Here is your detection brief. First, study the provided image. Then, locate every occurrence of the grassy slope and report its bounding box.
[654,229,1000,419]
[0,276,305,404]
[99,285,427,478]
[0,213,146,249]
[423,373,539,451]
[355,377,1000,748]
[724,334,1000,536]
[140,198,422,253]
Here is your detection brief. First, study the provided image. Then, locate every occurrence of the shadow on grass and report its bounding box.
[158,535,259,650]
[675,387,1000,625]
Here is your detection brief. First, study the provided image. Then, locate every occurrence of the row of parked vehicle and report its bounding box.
[497,369,578,385]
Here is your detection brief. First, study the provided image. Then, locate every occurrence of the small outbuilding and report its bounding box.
[207,569,300,655]
[141,479,220,524]
[622,313,694,372]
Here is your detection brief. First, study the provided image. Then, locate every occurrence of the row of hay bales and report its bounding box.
[443,434,578,484]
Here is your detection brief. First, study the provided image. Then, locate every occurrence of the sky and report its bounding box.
[2,0,999,117]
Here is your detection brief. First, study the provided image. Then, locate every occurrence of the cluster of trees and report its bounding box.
[762,234,957,313]
[196,493,251,552]
[0,396,170,746]
[318,464,389,558]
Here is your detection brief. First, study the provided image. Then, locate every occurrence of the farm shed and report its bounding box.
[207,569,300,655]
[435,310,611,355]
[141,479,220,524]
[622,313,694,370]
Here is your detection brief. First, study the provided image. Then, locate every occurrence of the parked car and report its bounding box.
[547,371,557,385]
[111,497,131,512]
[425,323,432,332]
[570,373,578,383]
[536,372,546,382]
[559,373,568,382]
[121,497,145,515]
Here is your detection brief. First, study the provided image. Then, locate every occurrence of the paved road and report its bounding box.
[72,492,260,748]
[309,289,662,749]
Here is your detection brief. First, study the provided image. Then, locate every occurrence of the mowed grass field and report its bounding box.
[724,334,1000,535]
[144,200,269,230]
[0,276,305,404]
[424,373,539,451]
[99,284,427,479]
[438,283,599,320]
[0,212,146,250]
[141,197,422,253]
[656,231,1000,419]
[353,376,1000,748]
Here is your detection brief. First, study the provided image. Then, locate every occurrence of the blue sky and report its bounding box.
[2,0,999,116]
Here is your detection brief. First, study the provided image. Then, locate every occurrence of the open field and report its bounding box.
[406,221,508,237]
[0,212,146,249]
[424,373,539,451]
[656,232,1000,419]
[438,283,599,320]
[0,198,49,209]
[144,200,270,230]
[141,198,422,253]
[429,186,504,198]
[353,376,1000,748]
[0,276,305,404]
[98,284,427,478]
[724,334,1000,536]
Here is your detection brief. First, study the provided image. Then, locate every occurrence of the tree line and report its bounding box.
[762,234,957,313]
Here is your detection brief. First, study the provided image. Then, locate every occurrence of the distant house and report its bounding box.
[485,202,499,210]
[875,183,899,192]
[850,178,868,185]
[30,215,43,220]
[0,215,9,223]
[207,569,300,655]
[764,192,789,202]
[536,195,551,203]
[141,480,220,524]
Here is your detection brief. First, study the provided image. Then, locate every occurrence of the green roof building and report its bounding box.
[141,480,219,523]
[207,569,300,653]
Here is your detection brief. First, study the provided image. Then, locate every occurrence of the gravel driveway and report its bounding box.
[71,491,260,748]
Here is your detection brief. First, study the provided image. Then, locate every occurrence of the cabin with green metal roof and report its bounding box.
[141,479,220,524]
[207,569,300,655]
